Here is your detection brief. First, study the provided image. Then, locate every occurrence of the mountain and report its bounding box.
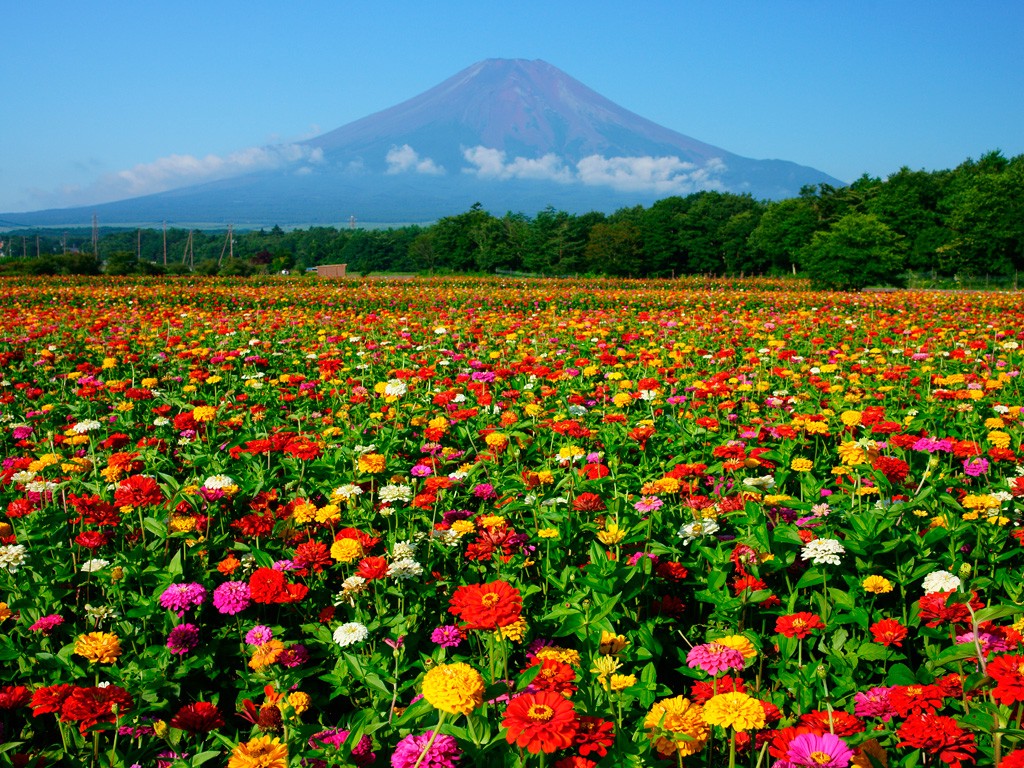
[2,59,843,228]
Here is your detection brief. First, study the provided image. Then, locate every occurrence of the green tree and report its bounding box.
[801,213,905,290]
[747,198,819,274]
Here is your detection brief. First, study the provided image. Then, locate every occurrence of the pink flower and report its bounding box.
[166,624,200,655]
[212,581,251,615]
[778,731,854,767]
[633,496,663,513]
[963,458,989,477]
[29,614,63,634]
[158,583,207,616]
[853,686,896,721]
[686,642,745,676]
[391,730,461,768]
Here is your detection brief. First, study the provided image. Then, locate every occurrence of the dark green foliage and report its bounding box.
[801,213,906,290]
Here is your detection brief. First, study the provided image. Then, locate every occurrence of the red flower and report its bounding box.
[918,590,984,628]
[0,685,31,709]
[169,701,225,734]
[30,684,75,716]
[1001,749,1024,768]
[249,568,289,604]
[888,684,945,718]
[114,475,165,508]
[897,713,976,768]
[572,493,605,513]
[355,556,389,581]
[449,580,522,630]
[797,710,864,737]
[768,727,816,763]
[988,654,1024,705]
[74,530,110,550]
[775,612,825,639]
[870,618,908,647]
[573,716,615,757]
[690,675,745,704]
[293,540,332,573]
[60,686,133,734]
[524,657,577,696]
[503,691,579,754]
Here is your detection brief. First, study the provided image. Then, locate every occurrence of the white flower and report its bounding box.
[383,379,407,398]
[434,326,447,335]
[71,419,102,434]
[387,558,423,580]
[0,544,28,573]
[84,604,118,622]
[392,540,417,559]
[743,475,776,491]
[922,570,961,594]
[333,621,369,648]
[800,538,845,566]
[80,558,110,573]
[677,520,720,545]
[353,444,377,455]
[334,576,368,602]
[10,470,36,484]
[153,417,170,427]
[430,529,461,548]
[378,484,412,504]
[332,484,363,501]
[203,474,235,490]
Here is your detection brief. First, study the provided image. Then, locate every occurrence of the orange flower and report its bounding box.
[449,580,522,630]
[502,691,579,754]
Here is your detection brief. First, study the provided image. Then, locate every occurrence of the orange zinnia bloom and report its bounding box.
[503,691,579,754]
[448,580,522,630]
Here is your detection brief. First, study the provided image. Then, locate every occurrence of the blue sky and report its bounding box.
[2,1,1022,212]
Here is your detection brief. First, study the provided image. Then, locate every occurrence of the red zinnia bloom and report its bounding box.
[897,713,976,768]
[768,727,817,763]
[0,685,31,709]
[690,675,745,704]
[870,618,908,647]
[292,540,332,573]
[449,580,522,630]
[524,657,577,696]
[60,685,133,734]
[572,493,605,513]
[988,654,1024,705]
[169,701,225,734]
[798,710,864,737]
[30,684,75,716]
[918,590,984,628]
[503,691,579,754]
[573,716,615,757]
[1001,749,1024,768]
[354,556,389,581]
[248,568,306,604]
[114,475,165,508]
[888,684,945,718]
[775,612,825,639]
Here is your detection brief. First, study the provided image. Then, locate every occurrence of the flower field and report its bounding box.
[3,274,1024,767]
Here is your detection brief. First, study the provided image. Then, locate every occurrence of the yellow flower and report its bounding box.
[74,632,122,664]
[286,691,312,716]
[837,442,867,466]
[558,445,585,462]
[314,504,341,524]
[985,417,1006,429]
[599,631,629,655]
[702,691,766,732]
[0,602,11,622]
[496,617,529,643]
[790,458,814,472]
[292,502,317,525]
[450,520,476,536]
[988,430,1011,448]
[330,538,364,563]
[597,524,626,546]
[228,735,288,768]
[478,515,506,529]
[644,696,709,758]
[357,453,386,474]
[840,410,862,427]
[610,673,637,692]
[421,663,484,715]
[962,494,1000,510]
[535,646,581,667]
[249,640,285,670]
[537,527,559,539]
[590,654,622,684]
[484,432,508,449]
[862,575,893,594]
[191,405,217,423]
[715,634,757,659]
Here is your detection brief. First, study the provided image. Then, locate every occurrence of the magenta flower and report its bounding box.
[212,581,251,615]
[852,686,896,721]
[779,731,854,767]
[963,458,989,477]
[158,583,207,616]
[633,496,663,513]
[29,614,64,634]
[391,730,461,768]
[471,483,497,500]
[166,623,200,655]
[430,625,463,648]
[411,463,433,477]
[245,625,274,646]
[279,643,310,667]
[686,642,745,676]
[310,729,376,766]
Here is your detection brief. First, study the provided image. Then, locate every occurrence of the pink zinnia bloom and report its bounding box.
[245,625,274,646]
[779,731,854,767]
[166,624,200,655]
[686,642,745,676]
[29,614,64,634]
[853,686,896,721]
[158,583,207,616]
[212,581,251,615]
[411,464,433,477]
[633,496,663,513]
[963,458,989,477]
[391,730,461,768]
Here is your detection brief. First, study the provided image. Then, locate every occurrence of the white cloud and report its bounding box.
[23,143,323,209]
[462,146,573,183]
[576,155,726,194]
[461,145,725,194]
[385,144,444,175]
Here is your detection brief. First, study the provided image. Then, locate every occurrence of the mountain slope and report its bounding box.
[3,59,842,227]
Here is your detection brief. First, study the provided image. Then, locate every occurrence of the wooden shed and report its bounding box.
[315,263,348,278]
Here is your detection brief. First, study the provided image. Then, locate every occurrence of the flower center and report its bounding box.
[526,704,554,721]
[809,752,833,765]
[481,593,501,607]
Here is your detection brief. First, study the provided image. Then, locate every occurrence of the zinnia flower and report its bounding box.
[702,691,766,731]
[212,581,251,615]
[391,730,461,768]
[166,624,200,655]
[896,713,976,768]
[687,643,746,676]
[170,701,225,734]
[644,696,709,758]
[228,734,288,768]
[74,631,122,664]
[775,612,825,639]
[421,663,484,716]
[870,618,908,647]
[448,580,522,630]
[159,583,207,616]
[333,622,369,648]
[502,691,579,754]
[778,731,854,767]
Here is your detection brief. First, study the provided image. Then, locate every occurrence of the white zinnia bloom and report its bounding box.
[333,621,369,647]
[383,379,407,398]
[71,419,102,434]
[677,520,720,546]
[743,475,776,491]
[800,538,845,566]
[203,474,235,490]
[80,558,110,573]
[922,570,961,594]
[332,484,363,500]
[387,558,423,580]
[0,544,28,573]
[392,540,417,559]
[378,484,412,504]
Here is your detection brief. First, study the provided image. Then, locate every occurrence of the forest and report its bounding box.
[1,150,1021,289]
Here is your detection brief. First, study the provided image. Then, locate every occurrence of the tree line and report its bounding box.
[1,150,1021,289]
